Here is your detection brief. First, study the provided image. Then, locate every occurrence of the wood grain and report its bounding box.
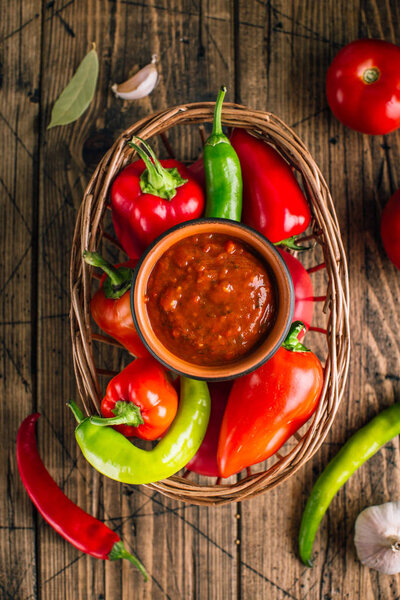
[0,1,41,599]
[1,0,400,598]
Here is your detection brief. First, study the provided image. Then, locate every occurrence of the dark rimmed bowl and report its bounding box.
[131,218,294,380]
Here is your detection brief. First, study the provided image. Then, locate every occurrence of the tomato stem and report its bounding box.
[363,67,380,84]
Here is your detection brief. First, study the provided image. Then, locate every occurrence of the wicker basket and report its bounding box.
[70,102,350,506]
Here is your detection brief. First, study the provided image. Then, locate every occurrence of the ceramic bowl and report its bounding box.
[131,218,294,380]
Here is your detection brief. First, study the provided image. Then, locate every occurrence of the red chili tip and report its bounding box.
[28,413,41,423]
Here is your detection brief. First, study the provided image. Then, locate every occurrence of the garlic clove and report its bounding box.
[112,54,158,100]
[355,501,400,574]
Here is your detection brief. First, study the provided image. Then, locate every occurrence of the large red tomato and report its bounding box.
[326,39,400,135]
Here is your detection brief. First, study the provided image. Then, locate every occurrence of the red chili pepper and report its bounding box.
[185,381,232,477]
[326,39,400,135]
[111,137,205,258]
[94,358,178,440]
[187,156,206,191]
[17,413,148,579]
[217,322,323,478]
[278,249,314,331]
[83,252,149,357]
[381,188,400,270]
[230,128,311,244]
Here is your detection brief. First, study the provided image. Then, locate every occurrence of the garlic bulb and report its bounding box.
[354,501,400,574]
[112,55,158,100]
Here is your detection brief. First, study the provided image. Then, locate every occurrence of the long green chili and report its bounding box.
[299,402,400,566]
[204,86,242,221]
[69,377,210,485]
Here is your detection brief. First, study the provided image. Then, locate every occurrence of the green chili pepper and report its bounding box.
[204,86,242,221]
[299,402,400,567]
[69,377,210,485]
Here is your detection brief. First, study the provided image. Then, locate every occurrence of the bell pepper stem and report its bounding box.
[90,401,144,427]
[282,321,310,352]
[83,251,124,287]
[83,251,133,300]
[129,137,187,201]
[212,86,226,136]
[274,236,313,252]
[109,541,148,581]
[68,401,84,424]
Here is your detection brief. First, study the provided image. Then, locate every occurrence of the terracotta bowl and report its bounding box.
[131,218,294,380]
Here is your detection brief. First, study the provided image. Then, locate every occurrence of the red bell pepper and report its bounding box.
[92,358,178,441]
[84,251,149,357]
[187,156,206,191]
[185,381,232,477]
[381,188,400,270]
[111,137,205,258]
[278,249,314,331]
[230,129,311,244]
[217,322,323,478]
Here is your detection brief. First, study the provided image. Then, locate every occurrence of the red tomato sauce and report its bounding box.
[145,233,277,366]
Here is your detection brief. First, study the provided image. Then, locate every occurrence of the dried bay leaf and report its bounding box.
[47,46,99,129]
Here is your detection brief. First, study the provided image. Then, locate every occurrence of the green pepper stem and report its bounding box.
[83,251,124,287]
[108,541,148,581]
[274,236,313,252]
[212,86,227,136]
[129,137,187,201]
[282,321,310,352]
[83,251,133,300]
[90,401,144,428]
[68,401,84,424]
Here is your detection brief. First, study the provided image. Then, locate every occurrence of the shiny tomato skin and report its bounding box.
[217,346,323,478]
[326,39,400,135]
[381,189,400,270]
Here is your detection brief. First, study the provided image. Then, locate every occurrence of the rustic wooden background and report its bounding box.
[2,1,400,598]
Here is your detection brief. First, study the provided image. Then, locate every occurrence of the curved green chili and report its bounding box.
[69,377,210,485]
[204,86,242,221]
[299,402,400,566]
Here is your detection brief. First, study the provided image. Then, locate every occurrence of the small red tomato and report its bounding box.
[326,39,400,135]
[381,189,400,270]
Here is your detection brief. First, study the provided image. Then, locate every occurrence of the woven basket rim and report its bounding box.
[70,101,350,505]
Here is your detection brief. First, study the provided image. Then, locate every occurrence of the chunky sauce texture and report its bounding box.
[146,233,276,366]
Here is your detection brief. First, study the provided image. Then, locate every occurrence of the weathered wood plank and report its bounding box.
[3,0,400,598]
[0,1,42,599]
[37,1,237,599]
[237,1,400,599]
[37,1,115,598]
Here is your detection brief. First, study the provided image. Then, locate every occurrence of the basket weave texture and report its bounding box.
[70,102,350,506]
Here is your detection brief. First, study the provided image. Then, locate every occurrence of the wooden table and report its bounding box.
[2,1,400,598]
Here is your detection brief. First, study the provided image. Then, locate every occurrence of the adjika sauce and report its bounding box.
[145,233,277,366]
